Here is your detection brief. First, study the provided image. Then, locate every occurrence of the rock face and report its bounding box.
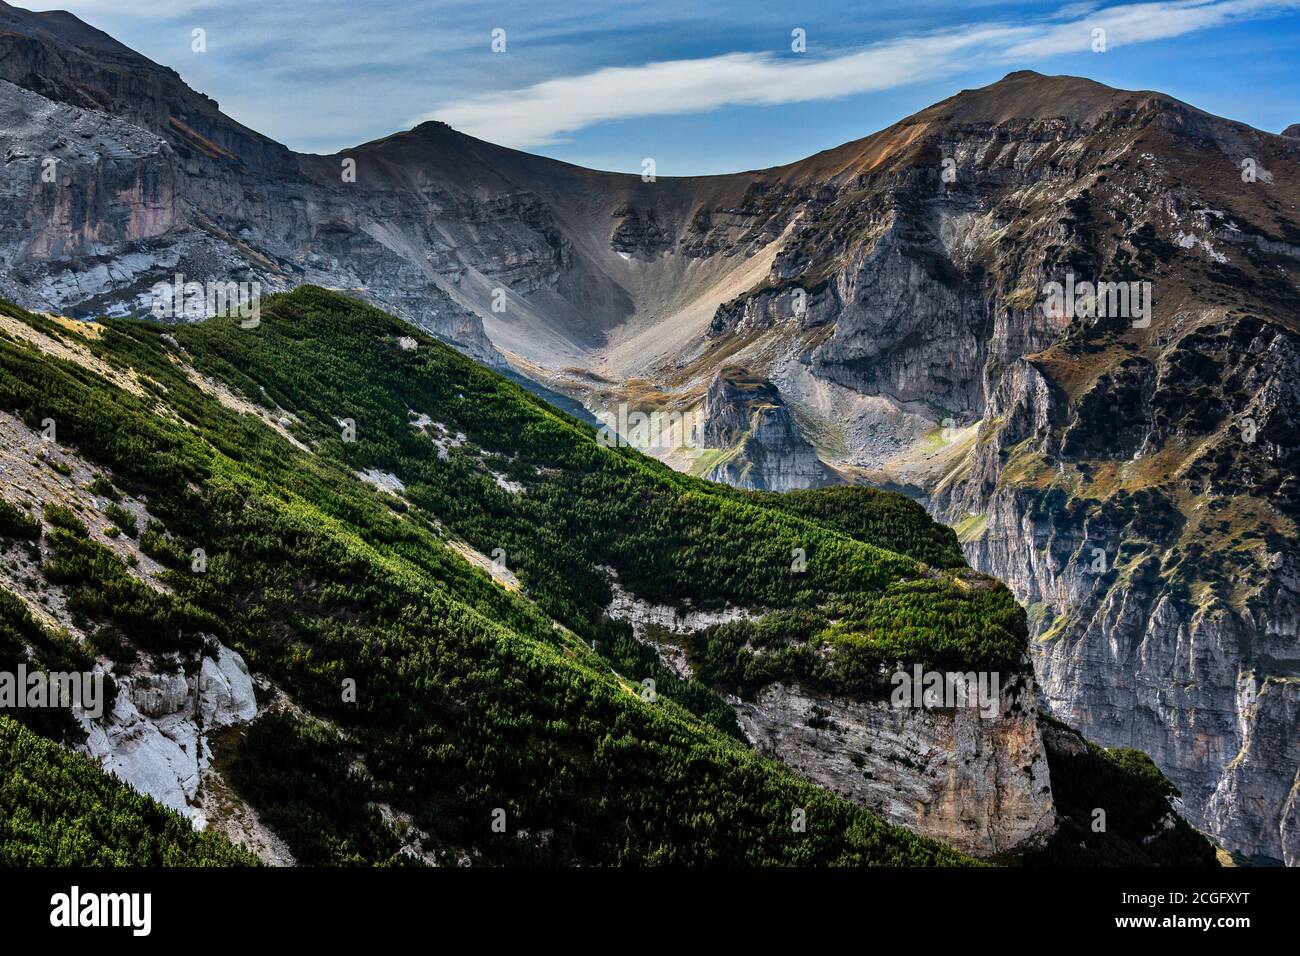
[78,642,258,824]
[0,3,500,365]
[604,572,1055,857]
[734,678,1056,857]
[931,315,1300,863]
[199,644,259,728]
[699,368,838,491]
[2,4,1298,861]
[1204,677,1300,864]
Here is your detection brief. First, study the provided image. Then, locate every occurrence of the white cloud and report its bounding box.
[423,0,1300,147]
[1003,0,1296,57]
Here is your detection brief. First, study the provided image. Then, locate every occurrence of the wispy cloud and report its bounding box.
[14,0,1300,164]
[1003,0,1294,56]
[423,0,1300,146]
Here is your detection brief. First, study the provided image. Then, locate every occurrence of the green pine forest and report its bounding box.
[0,288,1214,866]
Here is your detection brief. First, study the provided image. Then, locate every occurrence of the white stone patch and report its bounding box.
[1174,231,1228,263]
[200,644,258,727]
[492,472,525,495]
[602,566,762,678]
[81,687,202,820]
[355,468,406,495]
[77,642,259,827]
[425,421,467,461]
[372,799,439,865]
[603,567,762,638]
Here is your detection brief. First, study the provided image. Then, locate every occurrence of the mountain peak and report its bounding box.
[933,70,1125,122]
[999,69,1046,80]
[0,0,142,59]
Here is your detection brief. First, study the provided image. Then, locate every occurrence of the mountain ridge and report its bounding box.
[0,1,1295,862]
[0,284,1217,865]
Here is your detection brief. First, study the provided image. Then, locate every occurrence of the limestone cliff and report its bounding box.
[604,575,1056,857]
[699,368,838,491]
[733,678,1055,857]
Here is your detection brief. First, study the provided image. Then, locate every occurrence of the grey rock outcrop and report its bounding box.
[604,575,1056,857]
[734,677,1055,857]
[79,642,259,824]
[700,368,838,491]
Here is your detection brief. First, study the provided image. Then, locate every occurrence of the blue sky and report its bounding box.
[22,0,1300,174]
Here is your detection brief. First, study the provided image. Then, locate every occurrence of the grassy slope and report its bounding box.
[0,290,979,865]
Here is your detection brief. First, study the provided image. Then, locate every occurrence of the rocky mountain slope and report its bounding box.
[0,1,1291,860]
[0,288,989,864]
[696,367,837,490]
[1,286,1220,866]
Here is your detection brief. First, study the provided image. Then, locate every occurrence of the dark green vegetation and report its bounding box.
[0,587,98,743]
[0,715,255,866]
[104,502,138,537]
[0,288,989,865]
[227,712,408,866]
[739,487,966,570]
[1016,719,1219,867]
[0,496,110,742]
[0,498,40,540]
[167,288,1027,696]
